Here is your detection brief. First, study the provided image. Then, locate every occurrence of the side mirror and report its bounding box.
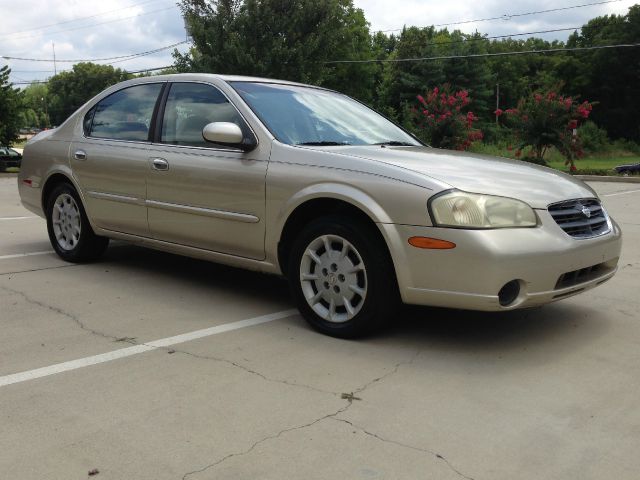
[202,122,257,152]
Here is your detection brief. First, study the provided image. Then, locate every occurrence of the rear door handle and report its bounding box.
[151,158,169,171]
[74,150,87,161]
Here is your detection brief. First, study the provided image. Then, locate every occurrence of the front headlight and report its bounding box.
[429,190,538,229]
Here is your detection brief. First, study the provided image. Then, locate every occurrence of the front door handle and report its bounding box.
[74,150,87,161]
[151,158,169,171]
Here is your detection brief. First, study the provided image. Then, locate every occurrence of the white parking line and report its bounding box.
[0,251,53,261]
[0,309,298,388]
[0,216,37,221]
[603,189,640,197]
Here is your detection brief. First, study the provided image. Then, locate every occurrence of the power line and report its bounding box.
[126,65,175,74]
[377,0,626,32]
[2,41,188,63]
[0,0,162,38]
[2,5,178,42]
[323,42,640,64]
[10,64,176,85]
[386,26,585,50]
[8,27,583,65]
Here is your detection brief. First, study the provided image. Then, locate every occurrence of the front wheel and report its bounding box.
[288,215,398,338]
[46,183,109,262]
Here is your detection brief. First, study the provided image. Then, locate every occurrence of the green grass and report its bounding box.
[469,142,640,175]
[3,167,20,173]
[547,157,639,172]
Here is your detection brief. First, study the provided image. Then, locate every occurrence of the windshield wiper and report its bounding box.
[296,141,351,146]
[373,140,415,146]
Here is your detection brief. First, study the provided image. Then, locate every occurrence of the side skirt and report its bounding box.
[94,227,282,276]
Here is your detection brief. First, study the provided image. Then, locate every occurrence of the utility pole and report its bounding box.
[495,82,500,124]
[41,96,48,127]
[52,42,57,75]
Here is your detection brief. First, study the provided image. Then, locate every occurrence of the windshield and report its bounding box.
[231,82,421,147]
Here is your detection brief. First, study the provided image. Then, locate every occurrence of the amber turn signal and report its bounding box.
[408,236,456,249]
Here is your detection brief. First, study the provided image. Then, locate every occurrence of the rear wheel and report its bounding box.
[288,215,398,338]
[46,183,109,262]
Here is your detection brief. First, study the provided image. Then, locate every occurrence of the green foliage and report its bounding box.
[47,63,131,125]
[177,0,376,101]
[558,5,640,141]
[173,2,640,148]
[377,28,494,124]
[0,66,23,145]
[578,121,610,153]
[19,82,50,129]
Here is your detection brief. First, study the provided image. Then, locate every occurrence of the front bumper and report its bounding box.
[380,210,622,311]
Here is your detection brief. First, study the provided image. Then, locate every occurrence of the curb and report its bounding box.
[575,175,640,183]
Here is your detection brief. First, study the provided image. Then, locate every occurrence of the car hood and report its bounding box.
[326,145,597,209]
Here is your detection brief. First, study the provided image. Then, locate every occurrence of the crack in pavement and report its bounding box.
[0,285,122,342]
[181,403,352,480]
[163,347,339,397]
[180,349,422,479]
[331,417,475,480]
[3,282,458,478]
[0,264,79,276]
[1,283,344,399]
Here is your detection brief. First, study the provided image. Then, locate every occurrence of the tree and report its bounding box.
[19,82,51,129]
[500,90,593,169]
[0,66,22,146]
[557,5,640,140]
[175,0,376,101]
[377,28,494,128]
[409,84,482,150]
[47,63,131,125]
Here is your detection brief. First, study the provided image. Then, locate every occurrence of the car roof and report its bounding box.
[119,73,332,91]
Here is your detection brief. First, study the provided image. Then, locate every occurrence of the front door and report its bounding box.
[146,82,268,260]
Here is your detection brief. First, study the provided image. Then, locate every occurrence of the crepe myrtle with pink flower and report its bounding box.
[411,84,483,151]
[497,89,593,171]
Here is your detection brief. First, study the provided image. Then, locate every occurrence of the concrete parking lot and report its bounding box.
[1,175,639,480]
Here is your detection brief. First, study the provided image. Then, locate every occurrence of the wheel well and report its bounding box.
[41,173,74,211]
[278,198,392,276]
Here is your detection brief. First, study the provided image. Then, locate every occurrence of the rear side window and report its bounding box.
[89,84,162,141]
[161,82,244,147]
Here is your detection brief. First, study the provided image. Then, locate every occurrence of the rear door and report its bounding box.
[71,82,164,237]
[145,81,269,259]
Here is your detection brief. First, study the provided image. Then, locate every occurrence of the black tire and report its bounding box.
[45,182,109,262]
[288,214,399,338]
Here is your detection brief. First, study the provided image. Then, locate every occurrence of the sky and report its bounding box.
[0,0,635,86]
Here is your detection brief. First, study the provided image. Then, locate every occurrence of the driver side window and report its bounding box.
[161,83,244,148]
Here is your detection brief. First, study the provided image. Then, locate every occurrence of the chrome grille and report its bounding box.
[548,199,610,239]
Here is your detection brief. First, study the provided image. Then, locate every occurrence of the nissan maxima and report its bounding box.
[18,74,622,337]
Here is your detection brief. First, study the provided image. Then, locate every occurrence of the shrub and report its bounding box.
[612,138,640,155]
[578,121,610,154]
[500,90,593,170]
[410,84,483,151]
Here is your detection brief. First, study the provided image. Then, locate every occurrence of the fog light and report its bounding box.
[498,280,520,306]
